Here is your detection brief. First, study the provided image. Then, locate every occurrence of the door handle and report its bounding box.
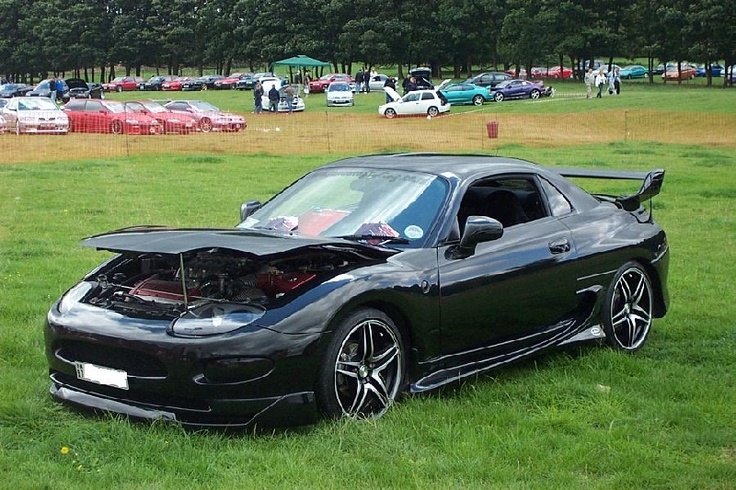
[549,237,571,254]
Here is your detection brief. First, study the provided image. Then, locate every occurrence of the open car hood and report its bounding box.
[81,227,397,258]
[65,78,89,90]
[383,86,401,102]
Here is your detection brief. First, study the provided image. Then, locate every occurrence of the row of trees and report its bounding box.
[1,0,734,86]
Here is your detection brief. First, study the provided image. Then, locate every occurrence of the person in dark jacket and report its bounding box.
[383,77,396,103]
[253,82,264,114]
[268,85,280,112]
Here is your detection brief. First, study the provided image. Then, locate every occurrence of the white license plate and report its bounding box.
[75,362,129,390]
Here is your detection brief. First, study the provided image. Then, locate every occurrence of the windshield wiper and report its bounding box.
[337,235,410,245]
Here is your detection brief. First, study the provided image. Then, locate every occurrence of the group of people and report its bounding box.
[354,68,377,93]
[585,67,621,99]
[48,76,64,104]
[251,80,296,114]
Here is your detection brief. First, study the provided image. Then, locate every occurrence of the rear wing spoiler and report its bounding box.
[554,167,665,211]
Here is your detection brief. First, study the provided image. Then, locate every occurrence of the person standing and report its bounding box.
[355,69,364,93]
[607,69,616,95]
[595,70,606,98]
[268,85,280,112]
[284,83,295,114]
[55,77,64,103]
[49,77,57,103]
[363,68,370,93]
[253,81,264,114]
[383,77,396,103]
[584,68,594,99]
[614,68,621,94]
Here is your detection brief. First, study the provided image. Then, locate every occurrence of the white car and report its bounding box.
[261,78,306,112]
[379,88,451,119]
[0,96,69,134]
[326,82,354,107]
[0,114,6,133]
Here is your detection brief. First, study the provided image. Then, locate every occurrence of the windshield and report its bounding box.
[328,83,351,92]
[237,168,449,246]
[17,98,58,110]
[189,100,219,112]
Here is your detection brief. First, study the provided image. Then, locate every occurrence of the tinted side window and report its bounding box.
[86,101,103,112]
[421,92,435,100]
[457,177,547,231]
[539,177,573,216]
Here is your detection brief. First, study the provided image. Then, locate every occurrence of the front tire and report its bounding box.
[199,117,213,132]
[602,262,653,352]
[110,120,123,134]
[384,108,397,119]
[530,89,540,99]
[316,308,405,419]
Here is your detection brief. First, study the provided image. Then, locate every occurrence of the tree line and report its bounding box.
[1,0,734,86]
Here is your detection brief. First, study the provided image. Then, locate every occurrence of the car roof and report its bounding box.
[321,153,546,181]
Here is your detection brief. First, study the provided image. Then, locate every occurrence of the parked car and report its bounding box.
[490,79,554,102]
[260,82,306,113]
[0,83,33,98]
[379,88,450,118]
[236,72,274,90]
[465,71,512,88]
[123,100,197,134]
[198,75,225,90]
[141,75,177,91]
[63,99,162,135]
[44,153,669,428]
[368,74,389,92]
[66,78,104,99]
[0,114,5,133]
[28,79,70,102]
[308,74,354,93]
[161,77,191,91]
[546,66,573,79]
[180,78,205,91]
[102,76,142,92]
[163,100,246,132]
[214,73,252,90]
[439,82,492,106]
[619,65,648,79]
[326,82,355,107]
[695,63,724,77]
[662,63,697,81]
[0,96,69,134]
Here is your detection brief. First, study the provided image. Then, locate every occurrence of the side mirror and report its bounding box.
[240,200,262,222]
[447,216,503,259]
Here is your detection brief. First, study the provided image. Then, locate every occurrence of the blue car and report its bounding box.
[619,65,648,79]
[438,82,492,106]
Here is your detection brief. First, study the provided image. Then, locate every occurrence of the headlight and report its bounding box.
[170,303,265,336]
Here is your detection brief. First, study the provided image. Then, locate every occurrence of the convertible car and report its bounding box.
[45,153,669,428]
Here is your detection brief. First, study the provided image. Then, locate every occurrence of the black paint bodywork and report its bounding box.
[45,154,669,428]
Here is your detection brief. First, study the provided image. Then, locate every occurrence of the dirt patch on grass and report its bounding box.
[2,110,735,164]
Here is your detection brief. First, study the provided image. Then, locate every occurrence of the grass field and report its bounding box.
[0,83,735,489]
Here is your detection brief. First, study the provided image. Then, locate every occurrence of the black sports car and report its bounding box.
[66,78,104,99]
[45,154,669,428]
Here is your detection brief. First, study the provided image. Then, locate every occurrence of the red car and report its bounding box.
[102,76,142,92]
[161,77,191,91]
[546,66,573,79]
[308,74,354,93]
[63,99,162,134]
[124,100,197,134]
[163,99,245,132]
[214,73,249,90]
[663,63,697,81]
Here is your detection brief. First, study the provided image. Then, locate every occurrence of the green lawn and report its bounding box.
[0,88,735,488]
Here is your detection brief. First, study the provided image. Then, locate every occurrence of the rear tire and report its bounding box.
[427,106,439,117]
[602,262,653,352]
[494,92,504,102]
[472,95,484,106]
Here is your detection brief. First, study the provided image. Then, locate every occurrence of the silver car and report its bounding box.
[326,82,355,107]
[1,96,69,135]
